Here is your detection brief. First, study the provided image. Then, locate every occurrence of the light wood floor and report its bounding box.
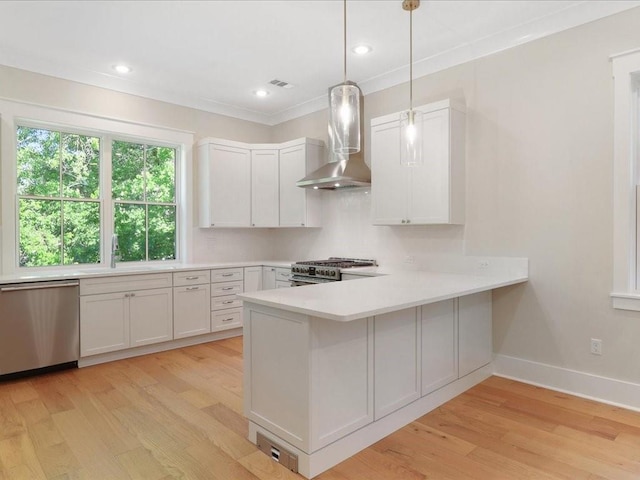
[2,338,640,479]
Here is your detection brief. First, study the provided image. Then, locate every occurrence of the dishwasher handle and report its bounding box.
[1,281,80,292]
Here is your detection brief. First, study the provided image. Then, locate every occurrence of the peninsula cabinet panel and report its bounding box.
[198,141,251,227]
[374,308,420,420]
[421,299,458,396]
[458,291,492,377]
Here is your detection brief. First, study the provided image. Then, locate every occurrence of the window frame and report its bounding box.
[0,99,193,274]
[611,48,640,310]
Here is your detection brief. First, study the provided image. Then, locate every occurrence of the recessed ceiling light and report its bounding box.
[352,44,372,55]
[254,89,270,98]
[113,64,132,74]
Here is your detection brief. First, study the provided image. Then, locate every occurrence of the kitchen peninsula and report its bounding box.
[239,261,528,478]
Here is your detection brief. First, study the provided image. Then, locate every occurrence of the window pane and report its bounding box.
[19,199,61,267]
[148,205,176,260]
[114,203,146,262]
[63,201,100,265]
[62,133,100,199]
[112,140,144,201]
[146,146,176,203]
[16,127,60,197]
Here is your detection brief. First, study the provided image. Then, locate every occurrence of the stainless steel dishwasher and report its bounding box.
[0,280,79,379]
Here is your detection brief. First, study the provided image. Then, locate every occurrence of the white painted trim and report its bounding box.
[611,291,640,311]
[78,328,241,367]
[612,49,640,300]
[493,354,640,413]
[248,364,492,479]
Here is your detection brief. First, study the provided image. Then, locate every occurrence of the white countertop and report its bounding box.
[0,260,293,285]
[238,270,528,322]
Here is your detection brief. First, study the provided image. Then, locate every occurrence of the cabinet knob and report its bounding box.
[130,293,135,297]
[406,219,411,224]
[401,219,406,224]
[252,224,255,227]
[301,223,305,226]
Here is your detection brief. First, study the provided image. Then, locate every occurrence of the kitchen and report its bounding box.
[1,1,640,478]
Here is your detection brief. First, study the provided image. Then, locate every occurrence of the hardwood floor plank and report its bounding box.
[3,338,640,480]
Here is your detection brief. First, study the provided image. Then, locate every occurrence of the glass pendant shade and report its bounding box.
[329,83,361,154]
[400,108,423,166]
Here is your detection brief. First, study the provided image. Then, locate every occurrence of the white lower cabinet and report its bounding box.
[211,267,244,332]
[458,291,492,377]
[244,266,263,293]
[173,283,211,339]
[421,299,458,395]
[262,266,291,289]
[374,308,420,420]
[80,274,173,357]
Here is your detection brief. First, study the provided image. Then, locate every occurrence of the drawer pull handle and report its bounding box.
[222,287,234,291]
[185,276,199,280]
[222,317,234,322]
[222,273,234,277]
[223,300,235,304]
[186,286,199,291]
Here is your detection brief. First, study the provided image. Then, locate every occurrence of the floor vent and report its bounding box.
[256,432,298,473]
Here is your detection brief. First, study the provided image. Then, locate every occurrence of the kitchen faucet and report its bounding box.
[110,234,120,268]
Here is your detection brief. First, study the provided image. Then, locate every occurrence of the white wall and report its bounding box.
[271,7,640,385]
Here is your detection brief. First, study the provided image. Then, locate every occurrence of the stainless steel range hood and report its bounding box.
[297,82,370,191]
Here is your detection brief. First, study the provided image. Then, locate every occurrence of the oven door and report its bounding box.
[290,275,335,287]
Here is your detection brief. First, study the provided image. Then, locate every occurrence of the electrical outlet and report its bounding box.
[590,338,602,355]
[404,255,415,264]
[478,260,490,269]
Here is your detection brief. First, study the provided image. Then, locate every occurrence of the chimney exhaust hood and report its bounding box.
[297,83,371,190]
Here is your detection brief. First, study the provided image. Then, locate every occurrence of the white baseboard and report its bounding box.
[493,354,640,413]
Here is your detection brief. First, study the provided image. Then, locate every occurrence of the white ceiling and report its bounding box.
[0,1,638,125]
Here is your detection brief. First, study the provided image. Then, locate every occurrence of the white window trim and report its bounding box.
[0,99,194,274]
[612,49,640,310]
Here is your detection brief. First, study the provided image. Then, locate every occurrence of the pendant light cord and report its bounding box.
[409,5,413,111]
[343,0,347,83]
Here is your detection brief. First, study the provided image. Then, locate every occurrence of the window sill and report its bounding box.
[611,292,640,311]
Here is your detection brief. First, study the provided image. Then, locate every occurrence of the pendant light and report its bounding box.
[400,0,423,166]
[329,0,361,155]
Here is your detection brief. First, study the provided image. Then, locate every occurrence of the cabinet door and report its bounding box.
[458,291,492,377]
[371,120,408,225]
[421,299,458,396]
[374,308,420,420]
[80,292,129,357]
[244,266,263,293]
[208,144,251,227]
[251,150,279,227]
[410,108,450,224]
[129,288,173,347]
[174,284,211,339]
[279,144,308,226]
[262,267,276,290]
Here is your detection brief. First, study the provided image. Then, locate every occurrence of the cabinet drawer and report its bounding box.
[173,270,211,286]
[211,281,243,297]
[211,308,243,331]
[211,268,243,283]
[80,273,172,296]
[275,268,292,282]
[211,294,242,311]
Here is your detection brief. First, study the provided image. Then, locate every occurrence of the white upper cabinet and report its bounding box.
[198,140,251,227]
[198,137,324,228]
[251,149,279,227]
[371,99,466,225]
[279,139,323,227]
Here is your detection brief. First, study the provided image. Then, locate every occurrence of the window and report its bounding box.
[17,126,101,266]
[112,140,177,261]
[612,49,640,310]
[14,125,179,268]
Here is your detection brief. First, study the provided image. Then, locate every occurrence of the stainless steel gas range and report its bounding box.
[290,257,377,286]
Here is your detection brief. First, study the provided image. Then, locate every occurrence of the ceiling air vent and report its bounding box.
[269,79,294,89]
